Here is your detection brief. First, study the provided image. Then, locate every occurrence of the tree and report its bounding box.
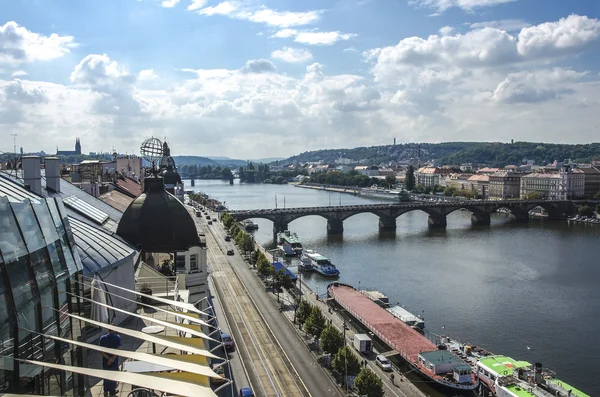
[296,300,313,328]
[596,203,600,214]
[384,175,396,189]
[272,270,295,293]
[319,325,344,356]
[525,191,544,200]
[405,165,416,191]
[332,346,361,378]
[354,368,384,397]
[256,256,273,278]
[594,191,600,199]
[304,306,327,341]
[578,205,594,217]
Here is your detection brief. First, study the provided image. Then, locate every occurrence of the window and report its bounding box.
[190,254,198,271]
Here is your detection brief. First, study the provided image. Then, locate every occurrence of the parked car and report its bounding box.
[226,249,234,256]
[208,221,213,225]
[239,387,254,397]
[376,354,392,371]
[212,218,217,222]
[205,215,211,220]
[221,333,235,350]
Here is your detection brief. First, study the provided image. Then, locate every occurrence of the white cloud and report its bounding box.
[271,29,299,39]
[366,14,600,87]
[410,0,517,13]
[470,19,531,32]
[439,26,454,36]
[197,1,239,16]
[272,29,357,45]
[517,14,600,58]
[186,0,206,10]
[343,47,359,53]
[294,31,357,45]
[492,68,586,103]
[0,21,77,65]
[194,2,321,28]
[271,47,313,63]
[11,70,28,77]
[161,0,180,8]
[139,69,158,80]
[2,15,600,158]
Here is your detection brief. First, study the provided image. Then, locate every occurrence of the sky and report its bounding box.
[1,0,600,159]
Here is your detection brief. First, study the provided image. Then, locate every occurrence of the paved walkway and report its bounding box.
[256,247,427,397]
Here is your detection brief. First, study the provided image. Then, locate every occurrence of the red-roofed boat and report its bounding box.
[327,282,479,394]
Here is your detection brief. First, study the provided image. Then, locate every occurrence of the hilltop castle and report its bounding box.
[56,138,82,156]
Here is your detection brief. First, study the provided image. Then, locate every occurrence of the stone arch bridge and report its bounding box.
[228,200,577,235]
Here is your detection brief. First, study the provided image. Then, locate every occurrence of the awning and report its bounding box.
[73,292,216,342]
[76,279,214,328]
[92,278,209,317]
[65,312,220,359]
[19,359,217,397]
[41,333,221,379]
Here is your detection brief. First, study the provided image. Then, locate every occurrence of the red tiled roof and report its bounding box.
[116,177,142,197]
[99,190,134,212]
[329,284,436,364]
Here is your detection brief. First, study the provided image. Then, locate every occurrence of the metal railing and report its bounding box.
[135,276,179,300]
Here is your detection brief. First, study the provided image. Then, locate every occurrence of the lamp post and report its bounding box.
[343,321,348,393]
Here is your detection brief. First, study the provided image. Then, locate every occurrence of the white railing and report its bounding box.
[136,275,179,298]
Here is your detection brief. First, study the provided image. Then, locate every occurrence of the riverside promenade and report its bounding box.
[255,245,427,397]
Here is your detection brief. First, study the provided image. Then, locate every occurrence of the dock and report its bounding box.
[328,283,436,365]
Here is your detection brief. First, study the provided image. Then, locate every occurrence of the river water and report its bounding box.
[190,179,600,395]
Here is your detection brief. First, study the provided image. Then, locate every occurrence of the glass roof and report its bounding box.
[63,195,109,224]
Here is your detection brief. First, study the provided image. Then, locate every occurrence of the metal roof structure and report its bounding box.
[69,217,135,276]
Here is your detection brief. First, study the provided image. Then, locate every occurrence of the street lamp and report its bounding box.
[343,321,348,393]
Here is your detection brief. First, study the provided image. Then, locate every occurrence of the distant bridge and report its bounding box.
[229,200,577,235]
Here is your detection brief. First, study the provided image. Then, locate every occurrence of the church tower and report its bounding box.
[75,137,81,155]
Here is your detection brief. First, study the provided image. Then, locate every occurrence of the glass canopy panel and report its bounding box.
[10,200,45,253]
[0,197,28,263]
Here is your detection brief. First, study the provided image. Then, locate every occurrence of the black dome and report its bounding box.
[116,177,200,252]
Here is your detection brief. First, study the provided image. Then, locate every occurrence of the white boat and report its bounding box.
[301,249,339,277]
[387,305,425,330]
[277,230,303,256]
[241,220,258,230]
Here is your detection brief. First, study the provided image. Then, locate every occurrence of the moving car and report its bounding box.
[239,387,254,397]
[208,221,213,225]
[376,354,392,371]
[205,215,211,220]
[225,235,231,242]
[226,249,234,256]
[221,333,235,350]
[212,218,217,222]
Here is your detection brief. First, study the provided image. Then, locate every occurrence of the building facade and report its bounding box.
[488,172,522,200]
[579,167,600,198]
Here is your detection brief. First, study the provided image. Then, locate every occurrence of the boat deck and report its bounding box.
[329,284,436,364]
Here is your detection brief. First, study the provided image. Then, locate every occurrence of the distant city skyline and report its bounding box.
[1,0,599,158]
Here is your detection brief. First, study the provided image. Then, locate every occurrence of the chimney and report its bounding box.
[22,156,42,195]
[45,157,61,193]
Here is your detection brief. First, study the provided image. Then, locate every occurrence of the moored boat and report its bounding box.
[301,249,339,277]
[328,283,478,394]
[277,230,303,256]
[241,220,258,231]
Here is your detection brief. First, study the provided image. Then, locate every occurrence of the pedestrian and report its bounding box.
[99,326,122,397]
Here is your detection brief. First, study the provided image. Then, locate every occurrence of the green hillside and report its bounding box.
[282,142,600,168]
